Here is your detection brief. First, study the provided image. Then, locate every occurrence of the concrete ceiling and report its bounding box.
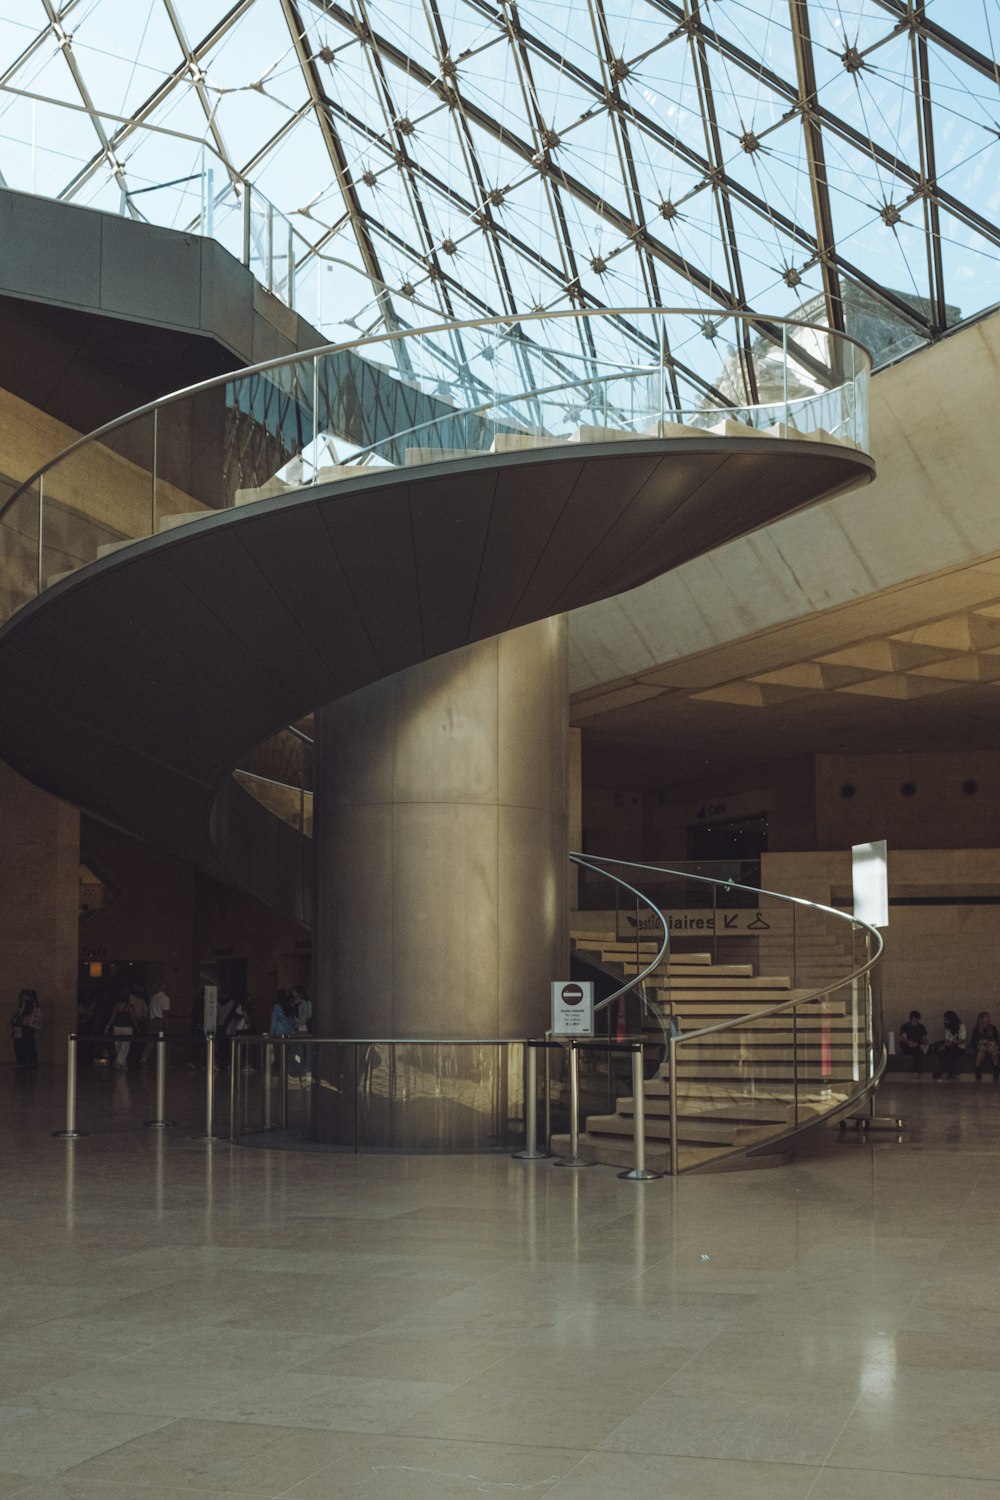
[575,556,1000,785]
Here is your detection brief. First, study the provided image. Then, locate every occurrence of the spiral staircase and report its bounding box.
[555,857,882,1173]
[0,308,884,1170]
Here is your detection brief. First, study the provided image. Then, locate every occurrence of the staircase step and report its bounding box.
[651,989,806,1004]
[95,539,135,560]
[665,1001,848,1018]
[550,1129,793,1173]
[570,424,642,443]
[668,1043,859,1063]
[405,447,482,465]
[645,974,792,989]
[585,1112,741,1145]
[616,1096,790,1125]
[671,1064,857,1082]
[491,433,568,452]
[158,510,211,532]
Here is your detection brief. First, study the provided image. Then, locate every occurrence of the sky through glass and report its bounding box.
[0,0,997,399]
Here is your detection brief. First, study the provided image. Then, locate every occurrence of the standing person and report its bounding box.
[216,993,235,1074]
[106,996,135,1071]
[11,990,42,1069]
[971,1011,1000,1082]
[188,990,206,1070]
[931,1010,967,1080]
[290,986,312,1033]
[269,990,298,1078]
[128,984,150,1070]
[149,985,171,1034]
[898,1010,928,1073]
[291,985,312,1083]
[226,995,252,1072]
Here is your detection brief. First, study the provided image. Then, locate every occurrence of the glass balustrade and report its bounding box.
[0,306,872,626]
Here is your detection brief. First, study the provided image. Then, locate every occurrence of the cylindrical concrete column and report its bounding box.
[314,616,568,1041]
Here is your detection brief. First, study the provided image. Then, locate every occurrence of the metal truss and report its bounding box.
[1,0,998,389]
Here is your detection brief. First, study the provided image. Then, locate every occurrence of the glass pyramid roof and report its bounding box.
[0,0,997,377]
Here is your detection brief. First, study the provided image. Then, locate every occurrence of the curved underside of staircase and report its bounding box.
[0,437,872,921]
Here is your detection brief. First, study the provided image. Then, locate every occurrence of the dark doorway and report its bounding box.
[687,813,768,862]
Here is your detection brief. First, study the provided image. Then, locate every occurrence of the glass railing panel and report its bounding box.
[231,1039,528,1154]
[672,1010,798,1173]
[0,477,40,623]
[222,357,318,506]
[40,411,156,591]
[209,180,250,265]
[232,772,313,835]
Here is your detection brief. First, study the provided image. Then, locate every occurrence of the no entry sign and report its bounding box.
[551,980,595,1036]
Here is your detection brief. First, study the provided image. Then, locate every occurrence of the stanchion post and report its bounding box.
[668,1035,679,1176]
[619,1042,662,1180]
[263,1038,273,1129]
[145,1032,175,1127]
[204,1032,215,1139]
[512,1041,551,1160]
[53,1032,87,1138]
[279,1042,288,1129]
[554,1041,594,1167]
[229,1042,241,1144]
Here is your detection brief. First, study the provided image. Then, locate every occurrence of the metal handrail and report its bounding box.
[0,304,871,524]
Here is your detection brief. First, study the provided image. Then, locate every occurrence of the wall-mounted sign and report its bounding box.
[551,980,594,1036]
[656,788,775,826]
[616,908,774,940]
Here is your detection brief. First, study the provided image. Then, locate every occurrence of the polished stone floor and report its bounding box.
[2,1065,1000,1499]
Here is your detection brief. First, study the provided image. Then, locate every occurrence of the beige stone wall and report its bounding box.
[0,762,79,1063]
[816,752,1000,849]
[763,848,1000,1044]
[0,383,202,525]
[0,383,208,616]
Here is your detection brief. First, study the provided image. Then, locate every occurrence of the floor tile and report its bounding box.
[544,1450,819,1499]
[279,1434,582,1498]
[808,1466,1000,1499]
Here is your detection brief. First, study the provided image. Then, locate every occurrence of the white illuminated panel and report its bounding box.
[852,840,888,928]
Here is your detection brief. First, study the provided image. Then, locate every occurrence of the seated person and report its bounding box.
[898,1010,928,1072]
[931,1010,967,1080]
[971,1011,1000,1083]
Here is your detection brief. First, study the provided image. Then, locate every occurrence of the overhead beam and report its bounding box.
[787,0,845,336]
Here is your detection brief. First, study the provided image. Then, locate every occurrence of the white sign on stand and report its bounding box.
[203,984,219,1035]
[551,980,594,1037]
[852,840,889,928]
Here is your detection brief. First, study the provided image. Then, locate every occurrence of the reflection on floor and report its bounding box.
[1,1066,999,1498]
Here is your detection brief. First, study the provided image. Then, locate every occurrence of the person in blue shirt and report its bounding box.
[269,990,296,1035]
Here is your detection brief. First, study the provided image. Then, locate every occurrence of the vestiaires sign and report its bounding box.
[615,908,775,940]
[551,981,594,1036]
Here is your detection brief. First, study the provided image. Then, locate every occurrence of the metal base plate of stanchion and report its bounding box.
[511,1146,552,1160]
[52,1129,87,1138]
[554,1155,595,1168]
[144,1119,176,1128]
[618,1166,662,1180]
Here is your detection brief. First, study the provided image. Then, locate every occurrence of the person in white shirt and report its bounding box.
[149,988,171,1030]
[141,986,171,1067]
